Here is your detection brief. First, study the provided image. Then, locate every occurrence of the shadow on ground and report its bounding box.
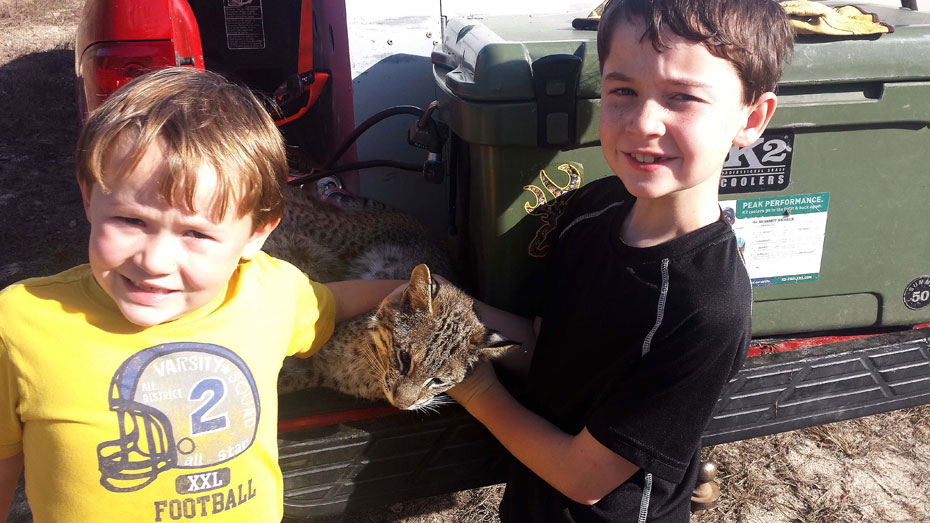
[0,48,89,290]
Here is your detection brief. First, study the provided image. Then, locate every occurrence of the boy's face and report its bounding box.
[79,141,276,327]
[599,20,772,203]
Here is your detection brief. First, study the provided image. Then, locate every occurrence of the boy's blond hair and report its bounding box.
[76,67,287,229]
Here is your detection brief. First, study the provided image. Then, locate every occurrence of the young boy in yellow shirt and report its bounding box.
[0,67,402,522]
[448,0,795,520]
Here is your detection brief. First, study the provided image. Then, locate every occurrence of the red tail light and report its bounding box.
[80,41,177,112]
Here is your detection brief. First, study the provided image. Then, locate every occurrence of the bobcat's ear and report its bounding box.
[476,330,516,359]
[402,264,433,312]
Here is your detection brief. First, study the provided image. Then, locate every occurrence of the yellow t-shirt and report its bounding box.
[0,251,335,522]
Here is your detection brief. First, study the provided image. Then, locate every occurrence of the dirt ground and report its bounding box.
[2,1,928,521]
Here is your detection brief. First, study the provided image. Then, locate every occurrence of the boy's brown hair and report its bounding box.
[76,67,287,229]
[597,0,794,105]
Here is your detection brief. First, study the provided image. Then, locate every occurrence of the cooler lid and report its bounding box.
[436,14,601,102]
[435,3,930,102]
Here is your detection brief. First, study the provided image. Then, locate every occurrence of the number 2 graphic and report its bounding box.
[189,378,229,435]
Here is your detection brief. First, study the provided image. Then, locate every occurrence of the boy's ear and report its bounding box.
[77,178,93,220]
[240,217,281,260]
[733,92,778,147]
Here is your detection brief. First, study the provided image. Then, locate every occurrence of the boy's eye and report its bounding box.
[610,87,636,97]
[117,217,145,227]
[186,230,213,241]
[671,93,702,103]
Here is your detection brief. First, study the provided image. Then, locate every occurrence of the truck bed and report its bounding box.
[277,325,930,519]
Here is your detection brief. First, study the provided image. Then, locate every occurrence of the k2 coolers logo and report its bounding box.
[95,343,261,520]
[720,132,794,194]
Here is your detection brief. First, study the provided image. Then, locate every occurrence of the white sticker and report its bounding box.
[224,0,266,50]
[719,193,829,287]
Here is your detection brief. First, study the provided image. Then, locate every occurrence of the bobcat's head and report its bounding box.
[369,264,513,410]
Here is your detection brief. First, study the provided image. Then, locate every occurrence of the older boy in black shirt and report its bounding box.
[448,0,795,520]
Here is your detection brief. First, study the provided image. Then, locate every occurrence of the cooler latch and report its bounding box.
[532,54,582,149]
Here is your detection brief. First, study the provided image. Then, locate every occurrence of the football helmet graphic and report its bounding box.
[97,342,260,492]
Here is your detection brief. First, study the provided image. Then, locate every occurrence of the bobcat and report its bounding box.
[277,263,512,410]
[267,186,513,410]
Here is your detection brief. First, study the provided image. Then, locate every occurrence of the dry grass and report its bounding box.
[0,0,77,24]
[695,404,930,523]
[3,2,930,522]
[0,0,79,64]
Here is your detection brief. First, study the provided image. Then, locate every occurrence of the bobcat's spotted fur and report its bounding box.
[267,187,512,410]
[264,187,453,282]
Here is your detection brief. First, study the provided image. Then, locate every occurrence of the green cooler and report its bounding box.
[433,3,930,336]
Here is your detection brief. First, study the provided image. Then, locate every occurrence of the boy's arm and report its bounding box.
[449,364,638,505]
[323,280,407,323]
[0,452,23,520]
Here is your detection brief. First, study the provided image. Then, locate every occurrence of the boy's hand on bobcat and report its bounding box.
[448,359,500,410]
[383,281,408,305]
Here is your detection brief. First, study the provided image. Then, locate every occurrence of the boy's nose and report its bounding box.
[626,100,666,137]
[135,234,179,275]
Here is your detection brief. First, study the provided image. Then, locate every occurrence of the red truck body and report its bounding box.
[75,0,203,116]
[75,0,357,174]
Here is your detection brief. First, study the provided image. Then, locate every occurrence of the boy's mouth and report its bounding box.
[629,153,667,164]
[122,275,176,296]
